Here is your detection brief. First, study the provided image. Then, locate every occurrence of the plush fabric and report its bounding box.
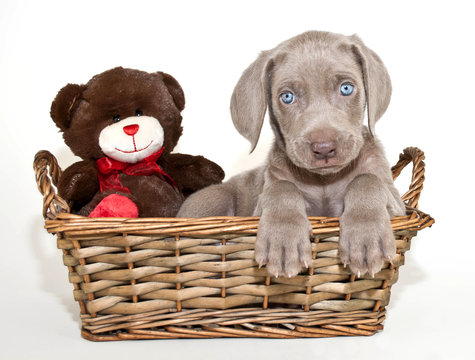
[51,67,225,217]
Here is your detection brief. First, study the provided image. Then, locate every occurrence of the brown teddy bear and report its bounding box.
[51,67,224,217]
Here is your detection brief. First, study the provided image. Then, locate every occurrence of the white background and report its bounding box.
[1,0,473,359]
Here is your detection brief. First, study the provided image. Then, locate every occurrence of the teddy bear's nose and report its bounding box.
[123,124,139,136]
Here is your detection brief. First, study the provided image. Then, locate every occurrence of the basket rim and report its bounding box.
[36,146,434,236]
[44,207,434,237]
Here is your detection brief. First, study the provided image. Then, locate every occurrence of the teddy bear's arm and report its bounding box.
[58,160,99,205]
[160,154,225,195]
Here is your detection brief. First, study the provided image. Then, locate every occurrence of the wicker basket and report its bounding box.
[34,147,434,341]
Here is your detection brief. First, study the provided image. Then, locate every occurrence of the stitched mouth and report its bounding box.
[115,140,153,154]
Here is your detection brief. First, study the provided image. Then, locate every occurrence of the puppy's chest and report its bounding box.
[299,183,345,217]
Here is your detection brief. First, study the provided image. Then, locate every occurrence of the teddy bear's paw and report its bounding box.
[89,194,139,218]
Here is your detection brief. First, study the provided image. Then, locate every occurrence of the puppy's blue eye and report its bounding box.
[340,83,354,96]
[280,91,295,104]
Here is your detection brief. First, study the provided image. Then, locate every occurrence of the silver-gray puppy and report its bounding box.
[178,31,406,278]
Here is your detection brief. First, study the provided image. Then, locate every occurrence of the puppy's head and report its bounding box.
[230,31,391,174]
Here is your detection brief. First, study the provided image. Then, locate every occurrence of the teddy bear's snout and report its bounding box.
[123,124,139,136]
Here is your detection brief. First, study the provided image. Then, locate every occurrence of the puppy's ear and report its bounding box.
[159,72,185,112]
[230,50,273,152]
[50,84,86,132]
[351,35,392,136]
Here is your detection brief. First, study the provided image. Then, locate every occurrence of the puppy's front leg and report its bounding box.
[340,174,399,277]
[254,180,312,278]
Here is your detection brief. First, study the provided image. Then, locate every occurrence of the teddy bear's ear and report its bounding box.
[159,72,185,112]
[50,83,86,131]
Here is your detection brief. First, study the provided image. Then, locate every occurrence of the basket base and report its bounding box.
[80,308,386,341]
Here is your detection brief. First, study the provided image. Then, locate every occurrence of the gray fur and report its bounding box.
[178,31,405,278]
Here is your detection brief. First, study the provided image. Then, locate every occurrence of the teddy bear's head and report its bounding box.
[51,67,185,163]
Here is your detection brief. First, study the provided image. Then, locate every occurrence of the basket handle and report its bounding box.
[391,147,426,209]
[33,150,70,219]
[33,147,425,218]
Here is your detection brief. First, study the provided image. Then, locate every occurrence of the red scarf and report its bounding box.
[96,147,177,193]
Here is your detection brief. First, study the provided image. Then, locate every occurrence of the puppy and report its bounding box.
[178,31,406,278]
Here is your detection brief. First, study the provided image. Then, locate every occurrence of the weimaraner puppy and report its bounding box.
[178,31,406,278]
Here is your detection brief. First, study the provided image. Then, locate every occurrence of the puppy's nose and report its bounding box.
[123,124,139,136]
[311,141,336,160]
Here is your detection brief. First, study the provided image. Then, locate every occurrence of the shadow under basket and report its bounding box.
[34,147,434,341]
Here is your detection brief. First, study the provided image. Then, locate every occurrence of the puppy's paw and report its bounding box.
[339,210,396,277]
[255,213,312,278]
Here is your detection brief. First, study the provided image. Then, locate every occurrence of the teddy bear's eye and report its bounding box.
[113,115,121,123]
[135,109,143,117]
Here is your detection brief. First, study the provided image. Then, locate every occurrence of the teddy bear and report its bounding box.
[50,67,225,218]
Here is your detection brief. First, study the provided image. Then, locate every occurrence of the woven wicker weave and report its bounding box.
[34,147,434,341]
